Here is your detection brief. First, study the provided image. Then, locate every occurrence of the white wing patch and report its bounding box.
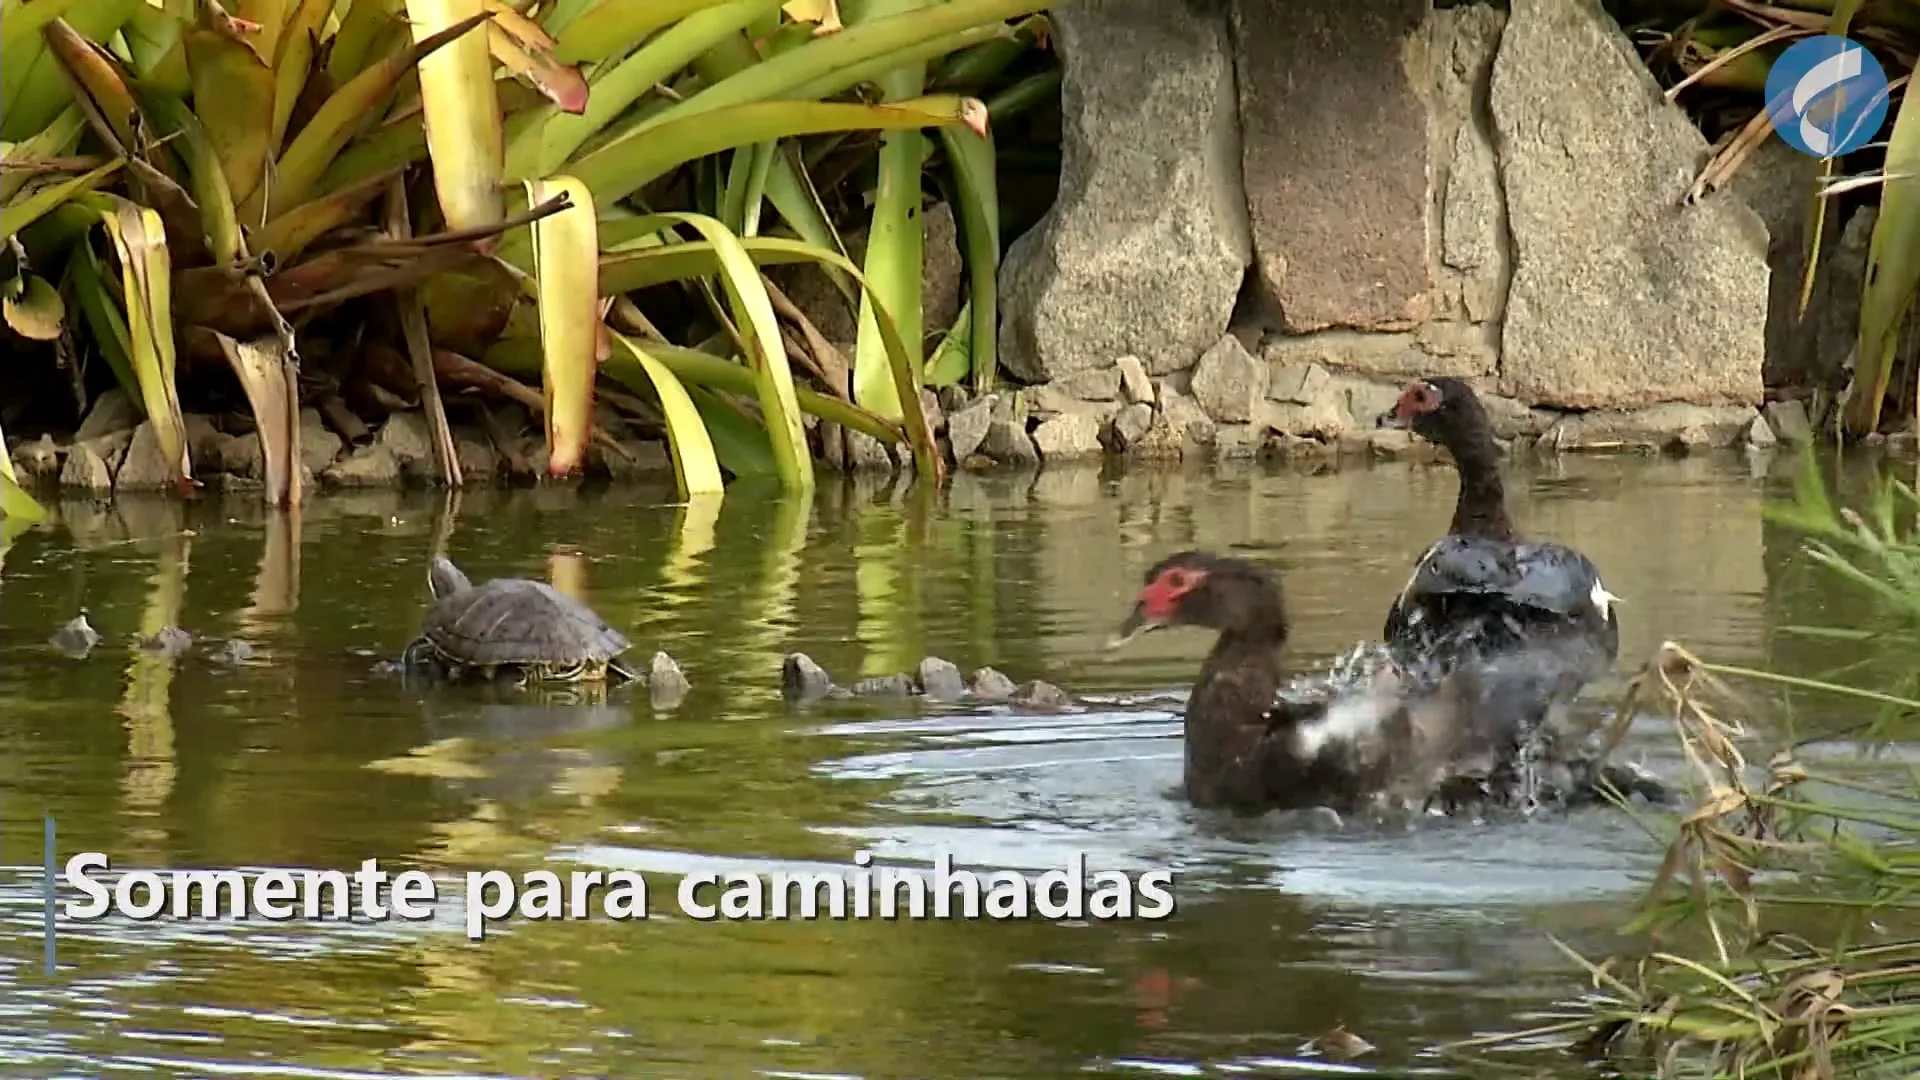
[1293,679,1402,758]
[1588,578,1621,621]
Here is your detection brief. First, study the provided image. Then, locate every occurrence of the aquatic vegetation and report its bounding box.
[1456,452,1920,1079]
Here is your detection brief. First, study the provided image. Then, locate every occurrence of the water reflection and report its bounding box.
[0,450,1912,1078]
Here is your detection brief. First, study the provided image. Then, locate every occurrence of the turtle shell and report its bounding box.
[420,577,630,667]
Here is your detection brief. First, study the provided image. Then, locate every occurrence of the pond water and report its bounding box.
[0,450,1912,1080]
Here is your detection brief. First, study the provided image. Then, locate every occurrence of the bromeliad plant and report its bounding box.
[0,0,1061,503]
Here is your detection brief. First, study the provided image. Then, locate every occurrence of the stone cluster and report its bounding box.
[7,389,680,497]
[963,0,1911,461]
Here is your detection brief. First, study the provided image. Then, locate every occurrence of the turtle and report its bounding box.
[402,556,635,685]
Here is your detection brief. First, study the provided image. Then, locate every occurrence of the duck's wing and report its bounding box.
[1384,536,1620,669]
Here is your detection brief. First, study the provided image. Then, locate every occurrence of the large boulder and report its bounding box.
[997,0,1250,382]
[1490,0,1768,409]
[1232,0,1433,333]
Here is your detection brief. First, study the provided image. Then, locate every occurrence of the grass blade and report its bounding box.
[488,331,906,444]
[607,332,726,495]
[505,0,781,183]
[685,27,855,301]
[639,0,1049,128]
[66,237,141,404]
[633,212,812,491]
[596,230,939,477]
[0,104,85,203]
[134,89,245,264]
[325,0,404,86]
[565,94,987,209]
[1,453,48,526]
[0,158,123,242]
[936,120,997,389]
[688,385,781,478]
[252,166,404,265]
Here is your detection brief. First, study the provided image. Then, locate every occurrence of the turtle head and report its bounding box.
[428,555,472,599]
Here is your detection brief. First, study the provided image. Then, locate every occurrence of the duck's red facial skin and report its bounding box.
[1137,566,1206,622]
[1392,381,1442,422]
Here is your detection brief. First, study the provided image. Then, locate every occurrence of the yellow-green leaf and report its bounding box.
[782,0,841,31]
[135,88,245,264]
[258,8,489,221]
[523,175,599,476]
[505,0,780,182]
[1846,77,1920,436]
[593,230,938,478]
[66,236,141,405]
[3,0,142,141]
[0,104,85,203]
[183,3,278,211]
[3,272,64,340]
[270,0,336,156]
[550,0,738,66]
[566,94,987,210]
[0,157,123,242]
[937,121,998,389]
[2,466,48,525]
[620,212,812,490]
[608,332,725,496]
[405,0,505,230]
[98,196,190,487]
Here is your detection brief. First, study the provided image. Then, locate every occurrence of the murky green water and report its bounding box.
[0,452,1913,1079]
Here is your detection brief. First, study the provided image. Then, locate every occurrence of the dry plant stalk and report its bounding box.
[1452,639,1920,1080]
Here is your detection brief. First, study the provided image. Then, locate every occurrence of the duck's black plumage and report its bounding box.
[1377,377,1620,689]
[1109,550,1584,815]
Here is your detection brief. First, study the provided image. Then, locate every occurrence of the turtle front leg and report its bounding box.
[401,638,453,681]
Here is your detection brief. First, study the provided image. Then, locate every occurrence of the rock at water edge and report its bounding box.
[1233,0,1433,332]
[1491,0,1767,409]
[997,0,1250,382]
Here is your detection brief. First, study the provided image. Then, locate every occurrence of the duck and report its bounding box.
[1374,377,1621,697]
[1106,549,1605,816]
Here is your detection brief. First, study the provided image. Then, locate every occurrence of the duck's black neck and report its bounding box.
[1180,574,1292,800]
[1442,424,1515,542]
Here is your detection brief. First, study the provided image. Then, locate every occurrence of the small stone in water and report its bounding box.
[850,674,916,698]
[1599,760,1670,805]
[648,650,690,710]
[781,652,835,701]
[916,656,966,702]
[1301,806,1345,832]
[1309,1025,1375,1061]
[969,667,1017,701]
[213,639,256,664]
[1012,679,1073,710]
[49,614,101,658]
[139,625,193,658]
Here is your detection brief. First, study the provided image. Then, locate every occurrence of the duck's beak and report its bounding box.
[1106,605,1164,650]
[1375,405,1411,430]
